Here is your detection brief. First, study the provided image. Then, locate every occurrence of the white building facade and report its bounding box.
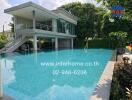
[4,2,78,51]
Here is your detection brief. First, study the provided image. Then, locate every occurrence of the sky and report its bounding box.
[0,0,98,32]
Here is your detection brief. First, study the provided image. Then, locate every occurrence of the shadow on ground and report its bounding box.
[91,79,112,100]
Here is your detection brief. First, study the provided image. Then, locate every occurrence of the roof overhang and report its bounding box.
[53,8,79,25]
[4,2,58,21]
[4,2,78,24]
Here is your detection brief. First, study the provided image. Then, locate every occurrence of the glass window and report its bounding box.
[57,19,76,35]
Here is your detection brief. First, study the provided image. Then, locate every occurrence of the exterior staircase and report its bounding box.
[0,35,28,54]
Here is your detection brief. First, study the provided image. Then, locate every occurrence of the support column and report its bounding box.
[0,63,3,98]
[13,16,17,39]
[52,19,57,32]
[33,35,37,51]
[55,37,58,50]
[32,10,36,30]
[71,38,74,49]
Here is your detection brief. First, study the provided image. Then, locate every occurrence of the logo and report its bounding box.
[112,5,125,17]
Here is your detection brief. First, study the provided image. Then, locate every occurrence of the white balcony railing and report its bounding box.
[16,23,52,31]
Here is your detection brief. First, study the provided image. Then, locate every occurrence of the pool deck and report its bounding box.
[90,61,115,100]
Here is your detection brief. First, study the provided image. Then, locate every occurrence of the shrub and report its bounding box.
[0,34,8,41]
[88,38,110,48]
[0,41,6,49]
[126,87,132,100]
[109,31,127,48]
[75,38,114,49]
[110,63,132,100]
[74,38,85,48]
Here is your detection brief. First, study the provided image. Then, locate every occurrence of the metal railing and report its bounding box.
[16,23,52,31]
[36,23,52,31]
[0,34,25,53]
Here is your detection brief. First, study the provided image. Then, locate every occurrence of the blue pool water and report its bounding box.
[0,49,112,100]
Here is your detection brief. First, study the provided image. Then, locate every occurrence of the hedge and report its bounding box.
[75,38,116,49]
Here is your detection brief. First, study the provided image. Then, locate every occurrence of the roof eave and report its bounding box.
[4,2,58,19]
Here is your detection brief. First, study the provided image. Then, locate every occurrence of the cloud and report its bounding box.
[10,0,36,6]
[38,0,97,10]
[0,0,12,32]
[0,0,11,32]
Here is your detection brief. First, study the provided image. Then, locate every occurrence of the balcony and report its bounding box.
[16,23,52,31]
[36,23,52,31]
[15,20,76,38]
[15,24,76,39]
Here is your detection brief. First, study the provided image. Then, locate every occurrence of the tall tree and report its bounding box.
[60,2,104,39]
[9,17,14,33]
[96,0,132,19]
[96,0,132,37]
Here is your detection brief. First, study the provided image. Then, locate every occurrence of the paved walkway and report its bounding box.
[90,61,115,100]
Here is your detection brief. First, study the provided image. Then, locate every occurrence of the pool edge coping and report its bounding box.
[90,61,115,100]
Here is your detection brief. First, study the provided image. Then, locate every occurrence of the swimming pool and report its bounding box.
[1,49,112,100]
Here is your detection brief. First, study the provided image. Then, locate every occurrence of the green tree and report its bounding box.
[96,0,132,37]
[8,17,14,33]
[103,18,132,37]
[60,2,105,47]
[109,31,127,48]
[96,0,132,19]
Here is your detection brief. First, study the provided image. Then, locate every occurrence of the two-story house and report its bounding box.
[4,2,78,52]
